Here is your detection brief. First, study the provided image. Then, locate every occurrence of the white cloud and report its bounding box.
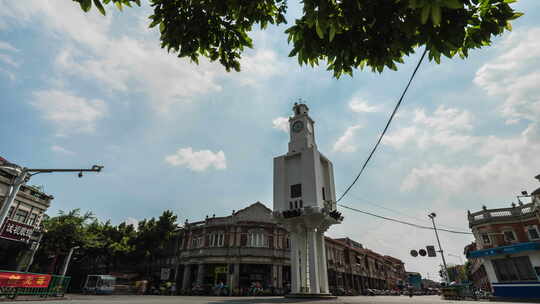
[51,145,75,155]
[383,106,475,151]
[235,49,285,86]
[401,122,540,196]
[333,125,362,153]
[31,90,107,136]
[0,41,18,52]
[272,117,289,132]
[349,97,380,113]
[474,27,540,124]
[399,28,540,196]
[165,147,227,172]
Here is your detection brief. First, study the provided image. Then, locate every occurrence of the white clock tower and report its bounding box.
[273,102,342,297]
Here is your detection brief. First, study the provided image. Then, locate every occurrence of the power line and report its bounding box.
[336,47,429,203]
[348,193,469,232]
[337,203,473,235]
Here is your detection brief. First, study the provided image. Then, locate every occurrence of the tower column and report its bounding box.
[289,232,300,294]
[317,231,329,293]
[308,229,320,293]
[299,231,308,292]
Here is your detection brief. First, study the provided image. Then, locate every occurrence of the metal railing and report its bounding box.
[468,202,538,226]
[0,270,70,300]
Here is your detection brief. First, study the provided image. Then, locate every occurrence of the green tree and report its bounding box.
[72,0,521,77]
[34,209,95,273]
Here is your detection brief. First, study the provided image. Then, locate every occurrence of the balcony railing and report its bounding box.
[468,202,538,226]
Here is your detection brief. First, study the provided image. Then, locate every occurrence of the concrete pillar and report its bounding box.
[316,231,329,293]
[277,264,283,289]
[308,229,320,294]
[232,263,240,290]
[182,264,191,290]
[290,233,300,294]
[272,264,278,288]
[196,263,205,285]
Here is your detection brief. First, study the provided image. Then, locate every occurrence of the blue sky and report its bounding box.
[1,1,540,280]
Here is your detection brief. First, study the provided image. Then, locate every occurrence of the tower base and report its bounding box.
[285,293,337,299]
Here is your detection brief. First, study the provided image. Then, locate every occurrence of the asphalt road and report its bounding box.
[6,295,508,304]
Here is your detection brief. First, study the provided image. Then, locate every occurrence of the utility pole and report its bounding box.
[428,212,449,284]
[0,163,103,229]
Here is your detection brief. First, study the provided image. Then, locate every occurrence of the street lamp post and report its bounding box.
[0,163,103,229]
[60,246,80,277]
[428,212,450,284]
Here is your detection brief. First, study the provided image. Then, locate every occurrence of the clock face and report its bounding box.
[292,120,304,133]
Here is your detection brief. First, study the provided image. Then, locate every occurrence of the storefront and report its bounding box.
[467,242,540,299]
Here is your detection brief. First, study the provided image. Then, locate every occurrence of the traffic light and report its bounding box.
[426,245,436,257]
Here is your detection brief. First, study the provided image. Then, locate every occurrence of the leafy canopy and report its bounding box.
[73,0,522,77]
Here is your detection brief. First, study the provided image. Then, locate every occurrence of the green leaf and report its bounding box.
[93,0,106,15]
[431,5,441,26]
[329,24,336,42]
[115,1,123,11]
[420,5,431,24]
[316,19,324,39]
[159,22,165,33]
[444,0,462,9]
[80,0,92,12]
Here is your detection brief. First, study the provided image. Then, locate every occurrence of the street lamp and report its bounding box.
[0,163,104,229]
[428,212,450,284]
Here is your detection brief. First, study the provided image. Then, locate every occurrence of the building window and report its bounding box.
[502,230,517,242]
[481,233,491,245]
[248,231,267,248]
[209,232,225,247]
[27,213,38,226]
[13,209,28,223]
[191,237,202,248]
[492,256,537,282]
[322,187,326,201]
[290,184,302,198]
[527,225,540,240]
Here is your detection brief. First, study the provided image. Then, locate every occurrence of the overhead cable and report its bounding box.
[336,47,429,203]
[337,203,473,235]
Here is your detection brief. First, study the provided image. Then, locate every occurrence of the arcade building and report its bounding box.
[169,202,407,295]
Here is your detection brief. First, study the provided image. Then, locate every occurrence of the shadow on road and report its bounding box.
[208,298,338,304]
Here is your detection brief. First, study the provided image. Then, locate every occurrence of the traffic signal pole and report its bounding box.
[429,213,450,284]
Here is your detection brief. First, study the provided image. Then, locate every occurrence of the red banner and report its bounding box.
[0,219,35,242]
[0,272,51,288]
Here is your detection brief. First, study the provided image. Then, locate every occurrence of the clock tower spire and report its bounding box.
[289,102,316,153]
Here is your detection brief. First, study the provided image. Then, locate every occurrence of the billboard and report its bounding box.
[0,272,51,288]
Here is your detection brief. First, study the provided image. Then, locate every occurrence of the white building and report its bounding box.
[273,103,342,296]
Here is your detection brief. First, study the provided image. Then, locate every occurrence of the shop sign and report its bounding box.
[0,219,34,242]
[0,272,51,288]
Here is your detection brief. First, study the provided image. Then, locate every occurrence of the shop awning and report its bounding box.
[467,242,540,259]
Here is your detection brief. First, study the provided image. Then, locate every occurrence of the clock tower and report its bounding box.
[273,102,342,297]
